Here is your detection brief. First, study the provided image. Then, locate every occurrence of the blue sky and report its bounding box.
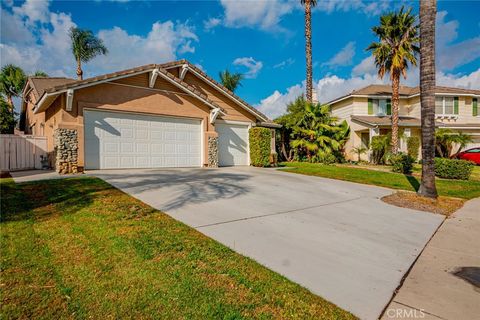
[1,0,479,118]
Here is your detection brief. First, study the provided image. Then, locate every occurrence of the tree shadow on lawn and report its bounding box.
[2,170,253,222]
[0,177,109,223]
[404,174,420,192]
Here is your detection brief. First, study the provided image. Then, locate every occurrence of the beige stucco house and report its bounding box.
[21,60,278,172]
[327,84,480,161]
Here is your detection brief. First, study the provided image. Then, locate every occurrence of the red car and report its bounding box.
[457,147,480,165]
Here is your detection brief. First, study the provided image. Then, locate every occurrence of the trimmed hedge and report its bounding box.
[434,158,473,180]
[249,127,271,167]
[390,153,414,174]
[407,136,420,160]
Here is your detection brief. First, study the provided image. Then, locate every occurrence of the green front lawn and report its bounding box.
[0,177,355,319]
[281,162,480,199]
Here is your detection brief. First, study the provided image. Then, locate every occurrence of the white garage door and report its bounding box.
[216,122,249,166]
[84,110,201,169]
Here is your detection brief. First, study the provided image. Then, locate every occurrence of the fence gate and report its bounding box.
[0,135,47,171]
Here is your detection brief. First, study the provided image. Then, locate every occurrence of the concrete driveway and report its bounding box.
[92,167,444,320]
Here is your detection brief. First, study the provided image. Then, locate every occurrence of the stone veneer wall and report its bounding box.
[54,128,79,174]
[207,136,218,168]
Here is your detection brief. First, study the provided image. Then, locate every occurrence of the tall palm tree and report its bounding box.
[418,0,438,198]
[367,7,419,154]
[0,64,26,112]
[69,27,108,80]
[301,0,317,103]
[219,69,244,92]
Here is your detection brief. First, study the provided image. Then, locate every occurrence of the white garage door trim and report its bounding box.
[216,120,251,166]
[84,109,203,169]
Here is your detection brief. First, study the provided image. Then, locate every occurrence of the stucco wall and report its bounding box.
[41,71,258,169]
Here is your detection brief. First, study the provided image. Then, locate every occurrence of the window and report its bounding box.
[371,99,389,116]
[435,96,456,115]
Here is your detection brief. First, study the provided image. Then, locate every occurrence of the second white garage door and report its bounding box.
[84,110,202,169]
[216,122,249,166]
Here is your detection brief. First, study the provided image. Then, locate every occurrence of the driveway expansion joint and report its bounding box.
[194,196,363,229]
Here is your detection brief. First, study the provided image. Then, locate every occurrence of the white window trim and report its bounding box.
[435,96,456,117]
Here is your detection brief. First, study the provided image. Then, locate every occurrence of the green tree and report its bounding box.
[435,129,473,158]
[219,69,244,92]
[289,99,349,162]
[0,64,26,111]
[69,27,108,80]
[33,70,49,77]
[0,97,16,134]
[367,6,419,155]
[300,0,317,102]
[275,96,309,161]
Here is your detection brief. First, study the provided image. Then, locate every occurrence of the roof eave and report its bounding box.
[164,62,270,122]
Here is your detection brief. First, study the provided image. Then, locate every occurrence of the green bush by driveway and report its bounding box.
[249,127,271,167]
[0,177,355,319]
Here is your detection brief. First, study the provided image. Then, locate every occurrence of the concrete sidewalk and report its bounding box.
[383,198,480,320]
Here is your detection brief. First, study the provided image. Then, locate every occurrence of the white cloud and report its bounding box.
[437,69,480,89]
[220,0,295,32]
[12,0,50,24]
[273,58,295,69]
[0,9,35,44]
[203,17,221,31]
[351,56,376,76]
[322,41,356,68]
[90,21,198,72]
[314,0,391,15]
[436,11,480,71]
[255,84,304,119]
[233,57,263,79]
[0,3,199,78]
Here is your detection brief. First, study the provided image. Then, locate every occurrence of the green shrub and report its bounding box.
[407,136,420,160]
[249,127,271,167]
[312,152,337,164]
[389,153,414,174]
[370,135,390,164]
[434,158,473,180]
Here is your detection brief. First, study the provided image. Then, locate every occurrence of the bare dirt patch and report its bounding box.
[381,191,464,216]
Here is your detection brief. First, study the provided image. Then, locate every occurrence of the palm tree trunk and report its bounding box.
[418,0,438,198]
[304,0,313,103]
[391,70,400,154]
[76,59,83,80]
[6,95,14,113]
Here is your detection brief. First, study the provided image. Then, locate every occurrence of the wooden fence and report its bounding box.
[0,135,47,171]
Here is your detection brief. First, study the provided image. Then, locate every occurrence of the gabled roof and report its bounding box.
[160,59,270,122]
[328,84,480,105]
[32,60,271,122]
[34,63,226,115]
[26,77,76,100]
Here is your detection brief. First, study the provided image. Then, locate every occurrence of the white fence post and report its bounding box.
[0,134,48,171]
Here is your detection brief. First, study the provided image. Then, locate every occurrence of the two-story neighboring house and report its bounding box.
[328,84,480,161]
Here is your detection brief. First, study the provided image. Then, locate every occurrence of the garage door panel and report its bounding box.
[84,110,201,169]
[217,123,249,166]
